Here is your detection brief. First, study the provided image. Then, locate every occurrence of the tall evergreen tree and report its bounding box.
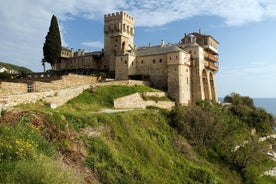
[43,15,61,70]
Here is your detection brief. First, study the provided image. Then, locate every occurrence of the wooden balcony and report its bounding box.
[205,61,219,71]
[204,51,218,62]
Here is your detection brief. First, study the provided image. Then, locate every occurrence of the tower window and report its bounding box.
[176,55,178,59]
[159,59,162,63]
[153,59,155,63]
[141,60,144,64]
[204,38,207,45]
[125,61,127,64]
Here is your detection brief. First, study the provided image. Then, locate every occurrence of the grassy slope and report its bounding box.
[83,111,242,183]
[58,86,241,183]
[1,85,276,183]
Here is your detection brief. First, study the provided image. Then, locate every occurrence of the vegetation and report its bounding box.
[0,61,32,79]
[0,112,84,183]
[43,15,62,70]
[224,92,274,134]
[0,61,32,73]
[61,85,161,113]
[0,86,276,183]
[169,98,276,183]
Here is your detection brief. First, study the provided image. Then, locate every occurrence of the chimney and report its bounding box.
[161,40,165,47]
[70,48,74,57]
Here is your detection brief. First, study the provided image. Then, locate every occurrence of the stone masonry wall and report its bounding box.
[0,79,150,111]
[34,74,97,92]
[0,74,98,96]
[114,92,175,109]
[1,84,91,108]
[0,82,27,95]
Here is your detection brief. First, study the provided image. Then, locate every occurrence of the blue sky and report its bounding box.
[1,0,276,98]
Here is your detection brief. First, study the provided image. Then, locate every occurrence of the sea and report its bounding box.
[253,98,276,117]
[218,98,276,117]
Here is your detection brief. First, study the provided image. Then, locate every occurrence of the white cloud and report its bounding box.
[1,0,276,71]
[81,41,104,49]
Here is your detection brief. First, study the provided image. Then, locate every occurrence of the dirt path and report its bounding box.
[91,108,137,114]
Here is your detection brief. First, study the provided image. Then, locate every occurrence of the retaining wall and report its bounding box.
[114,92,175,109]
[0,78,150,110]
[0,74,98,95]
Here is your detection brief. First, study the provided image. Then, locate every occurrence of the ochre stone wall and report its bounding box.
[1,84,91,108]
[135,54,168,89]
[114,92,175,109]
[34,74,97,92]
[0,74,97,96]
[0,82,27,95]
[0,78,150,110]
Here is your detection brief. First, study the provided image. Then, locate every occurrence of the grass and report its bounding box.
[81,111,237,184]
[61,85,161,113]
[0,110,87,183]
[5,155,84,184]
[2,85,276,183]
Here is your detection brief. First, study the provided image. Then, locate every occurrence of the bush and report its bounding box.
[0,72,12,79]
[224,93,274,133]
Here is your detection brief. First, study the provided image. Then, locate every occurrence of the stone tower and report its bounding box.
[181,31,219,102]
[104,11,134,71]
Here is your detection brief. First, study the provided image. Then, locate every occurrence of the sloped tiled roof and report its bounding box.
[136,45,184,56]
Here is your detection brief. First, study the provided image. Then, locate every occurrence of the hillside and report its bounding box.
[0,86,276,183]
[0,61,32,74]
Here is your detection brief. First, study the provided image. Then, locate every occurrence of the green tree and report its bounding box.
[43,15,61,70]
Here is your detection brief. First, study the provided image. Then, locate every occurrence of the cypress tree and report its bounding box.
[43,15,61,70]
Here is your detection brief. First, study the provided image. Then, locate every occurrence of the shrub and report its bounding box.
[224,93,274,133]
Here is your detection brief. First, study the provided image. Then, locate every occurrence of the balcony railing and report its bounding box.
[205,61,219,71]
[204,51,219,62]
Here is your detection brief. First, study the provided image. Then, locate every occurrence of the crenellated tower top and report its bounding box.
[104,11,134,24]
[103,11,135,71]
